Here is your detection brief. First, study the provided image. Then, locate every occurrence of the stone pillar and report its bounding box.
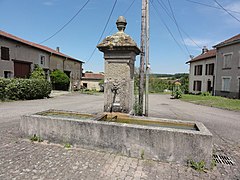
[97,16,140,113]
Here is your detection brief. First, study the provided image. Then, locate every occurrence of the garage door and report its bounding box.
[14,62,31,78]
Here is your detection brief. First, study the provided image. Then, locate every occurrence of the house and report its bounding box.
[186,47,216,94]
[0,30,83,90]
[81,72,104,91]
[213,34,240,99]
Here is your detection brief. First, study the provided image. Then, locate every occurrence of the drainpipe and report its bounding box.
[47,53,52,82]
[63,58,66,71]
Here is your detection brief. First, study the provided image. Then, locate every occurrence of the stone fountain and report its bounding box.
[97,16,140,113]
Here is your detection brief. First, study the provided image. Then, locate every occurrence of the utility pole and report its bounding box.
[145,0,149,116]
[139,0,146,116]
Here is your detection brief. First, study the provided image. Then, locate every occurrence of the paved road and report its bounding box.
[0,93,240,179]
[149,94,240,144]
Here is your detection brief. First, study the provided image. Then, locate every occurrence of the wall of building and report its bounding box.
[189,57,215,94]
[0,37,50,77]
[64,59,82,90]
[215,43,240,98]
[49,55,64,71]
[81,79,102,91]
[0,37,82,90]
[49,55,82,90]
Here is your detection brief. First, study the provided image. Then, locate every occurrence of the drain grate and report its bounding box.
[213,154,235,165]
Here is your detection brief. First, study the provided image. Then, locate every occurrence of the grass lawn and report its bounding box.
[181,94,240,111]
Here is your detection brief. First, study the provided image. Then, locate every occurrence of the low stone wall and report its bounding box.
[20,113,212,166]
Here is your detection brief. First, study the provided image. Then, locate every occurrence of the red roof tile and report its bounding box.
[186,49,216,63]
[214,34,240,48]
[82,73,104,80]
[0,30,83,63]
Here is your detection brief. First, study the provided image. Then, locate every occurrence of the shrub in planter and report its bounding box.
[0,78,52,100]
[50,70,69,90]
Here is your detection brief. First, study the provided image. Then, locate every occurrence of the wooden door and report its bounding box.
[14,62,31,78]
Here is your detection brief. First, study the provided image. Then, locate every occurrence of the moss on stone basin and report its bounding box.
[101,114,198,131]
[36,110,94,120]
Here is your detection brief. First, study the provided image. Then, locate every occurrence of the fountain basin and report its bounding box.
[20,110,212,166]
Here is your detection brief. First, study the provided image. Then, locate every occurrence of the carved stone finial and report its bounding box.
[116,16,127,32]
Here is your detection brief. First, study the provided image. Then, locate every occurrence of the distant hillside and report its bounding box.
[151,73,188,79]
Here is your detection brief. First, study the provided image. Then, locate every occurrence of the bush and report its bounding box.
[0,78,52,100]
[30,65,46,80]
[173,87,182,99]
[50,70,69,90]
[172,82,182,99]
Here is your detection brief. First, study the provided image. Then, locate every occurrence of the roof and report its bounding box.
[213,34,240,48]
[186,49,216,64]
[82,73,104,80]
[0,30,83,63]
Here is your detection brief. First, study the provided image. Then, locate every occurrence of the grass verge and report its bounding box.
[181,94,240,111]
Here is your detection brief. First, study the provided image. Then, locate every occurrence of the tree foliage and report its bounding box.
[30,65,45,80]
[50,70,70,90]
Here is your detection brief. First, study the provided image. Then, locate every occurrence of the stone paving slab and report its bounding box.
[0,123,240,180]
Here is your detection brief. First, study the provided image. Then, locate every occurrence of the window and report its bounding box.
[4,71,11,78]
[223,54,232,69]
[205,63,214,75]
[193,81,202,91]
[40,55,45,66]
[1,47,10,60]
[222,77,231,92]
[83,83,87,88]
[194,65,202,75]
[40,55,46,66]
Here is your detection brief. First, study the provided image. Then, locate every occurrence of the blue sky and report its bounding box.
[0,0,240,74]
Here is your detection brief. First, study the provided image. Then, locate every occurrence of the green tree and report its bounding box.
[98,79,104,92]
[30,65,45,80]
[180,75,189,94]
[50,70,70,90]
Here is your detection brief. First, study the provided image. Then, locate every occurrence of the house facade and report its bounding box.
[0,30,83,90]
[81,73,104,91]
[187,47,216,94]
[213,34,240,99]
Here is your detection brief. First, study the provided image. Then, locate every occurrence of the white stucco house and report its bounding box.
[186,47,216,94]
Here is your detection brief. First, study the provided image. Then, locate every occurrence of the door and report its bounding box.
[14,62,31,78]
[207,80,212,92]
[239,79,240,99]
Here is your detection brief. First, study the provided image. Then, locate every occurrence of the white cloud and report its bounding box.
[225,1,240,13]
[216,1,240,25]
[43,0,57,6]
[43,2,53,6]
[184,38,213,48]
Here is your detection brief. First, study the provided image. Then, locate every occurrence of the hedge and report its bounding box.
[0,78,52,100]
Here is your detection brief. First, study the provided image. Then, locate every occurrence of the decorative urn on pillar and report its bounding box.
[97,16,140,113]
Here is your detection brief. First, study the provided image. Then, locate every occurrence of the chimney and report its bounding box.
[56,47,60,52]
[202,46,208,54]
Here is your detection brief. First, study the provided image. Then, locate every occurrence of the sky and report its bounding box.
[0,0,240,74]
